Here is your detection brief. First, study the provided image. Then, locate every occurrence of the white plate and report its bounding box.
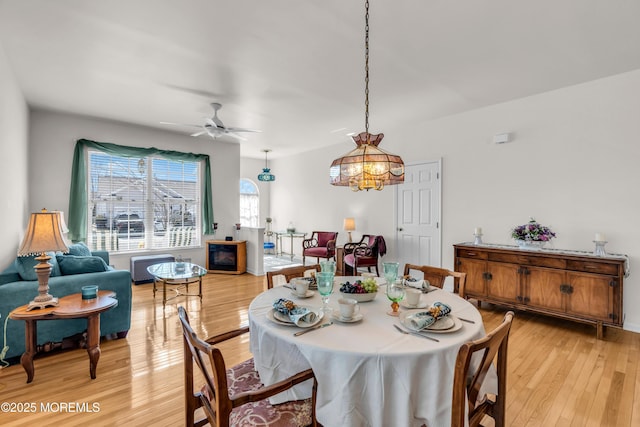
[291,290,315,299]
[267,308,324,328]
[399,311,463,334]
[331,313,364,323]
[400,300,428,309]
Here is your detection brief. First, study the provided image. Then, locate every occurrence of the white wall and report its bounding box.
[28,109,241,270]
[259,69,640,331]
[0,43,29,268]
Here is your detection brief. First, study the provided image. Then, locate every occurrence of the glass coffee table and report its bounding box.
[147,262,207,307]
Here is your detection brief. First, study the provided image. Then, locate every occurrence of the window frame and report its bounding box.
[68,139,214,248]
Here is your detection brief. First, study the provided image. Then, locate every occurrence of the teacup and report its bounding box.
[405,288,421,307]
[291,278,309,296]
[338,298,360,319]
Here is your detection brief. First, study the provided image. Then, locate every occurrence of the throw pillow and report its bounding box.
[15,252,61,281]
[67,242,92,257]
[56,255,109,276]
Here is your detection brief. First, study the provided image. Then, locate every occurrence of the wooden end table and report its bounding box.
[9,290,118,383]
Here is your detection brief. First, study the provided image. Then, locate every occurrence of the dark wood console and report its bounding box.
[454,243,628,339]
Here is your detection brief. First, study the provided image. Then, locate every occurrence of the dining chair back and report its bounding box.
[302,231,338,265]
[178,306,318,427]
[451,311,515,427]
[343,234,386,276]
[266,264,321,289]
[403,263,467,295]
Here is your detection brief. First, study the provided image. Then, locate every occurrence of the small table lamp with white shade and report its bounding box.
[344,217,356,243]
[17,209,69,310]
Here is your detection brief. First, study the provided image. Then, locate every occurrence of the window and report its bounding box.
[88,151,201,252]
[240,179,259,227]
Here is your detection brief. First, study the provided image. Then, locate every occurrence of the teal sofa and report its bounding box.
[0,245,132,363]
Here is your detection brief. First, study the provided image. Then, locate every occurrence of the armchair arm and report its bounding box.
[327,239,337,251]
[302,238,318,250]
[353,246,374,257]
[343,242,366,254]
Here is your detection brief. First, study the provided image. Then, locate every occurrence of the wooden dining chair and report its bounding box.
[266,264,321,289]
[178,306,319,427]
[451,311,515,427]
[403,264,467,295]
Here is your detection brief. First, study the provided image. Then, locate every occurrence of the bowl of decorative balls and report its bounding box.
[339,278,379,302]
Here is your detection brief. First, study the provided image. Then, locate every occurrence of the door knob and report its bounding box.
[398,227,403,232]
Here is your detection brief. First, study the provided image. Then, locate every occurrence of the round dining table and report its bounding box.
[248,276,495,427]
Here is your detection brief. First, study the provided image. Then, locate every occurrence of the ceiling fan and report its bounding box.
[162,102,260,140]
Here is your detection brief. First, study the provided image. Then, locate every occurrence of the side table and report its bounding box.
[9,290,118,383]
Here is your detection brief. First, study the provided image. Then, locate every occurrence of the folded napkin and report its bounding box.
[404,276,432,292]
[406,302,452,331]
[273,298,318,326]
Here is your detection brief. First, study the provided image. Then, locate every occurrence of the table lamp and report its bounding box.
[344,217,356,243]
[17,209,69,310]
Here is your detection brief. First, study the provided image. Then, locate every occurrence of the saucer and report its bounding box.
[400,300,428,309]
[291,290,315,299]
[331,313,363,323]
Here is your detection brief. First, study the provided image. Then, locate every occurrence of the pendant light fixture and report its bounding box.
[329,0,404,191]
[258,149,275,182]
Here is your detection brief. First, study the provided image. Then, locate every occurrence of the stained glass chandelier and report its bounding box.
[329,0,404,191]
[258,149,275,182]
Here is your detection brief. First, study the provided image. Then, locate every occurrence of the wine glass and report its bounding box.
[386,278,406,316]
[316,272,335,314]
[383,262,399,286]
[320,260,336,275]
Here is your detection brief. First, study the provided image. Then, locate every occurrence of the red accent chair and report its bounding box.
[302,231,338,265]
[343,235,386,276]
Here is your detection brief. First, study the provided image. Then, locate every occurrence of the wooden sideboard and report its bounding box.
[454,243,628,339]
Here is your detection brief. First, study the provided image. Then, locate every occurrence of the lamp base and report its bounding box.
[27,296,59,311]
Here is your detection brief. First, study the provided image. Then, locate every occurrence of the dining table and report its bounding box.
[248,276,496,427]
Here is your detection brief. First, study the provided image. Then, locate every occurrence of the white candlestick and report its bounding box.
[595,233,606,242]
[474,227,482,235]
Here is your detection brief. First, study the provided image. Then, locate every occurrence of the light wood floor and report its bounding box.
[1,273,639,426]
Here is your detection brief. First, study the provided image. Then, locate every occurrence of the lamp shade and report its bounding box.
[343,218,356,232]
[330,133,404,191]
[17,210,69,256]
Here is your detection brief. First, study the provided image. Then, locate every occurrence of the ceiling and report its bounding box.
[2,0,640,159]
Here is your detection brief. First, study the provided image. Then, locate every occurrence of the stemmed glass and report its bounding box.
[320,260,336,275]
[383,262,404,316]
[316,272,335,314]
[386,279,405,316]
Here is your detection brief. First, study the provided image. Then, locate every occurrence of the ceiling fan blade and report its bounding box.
[225,127,261,133]
[160,121,202,128]
[205,118,219,128]
[227,132,248,141]
[190,130,208,137]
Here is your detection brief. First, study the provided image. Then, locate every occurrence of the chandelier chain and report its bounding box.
[364,0,370,136]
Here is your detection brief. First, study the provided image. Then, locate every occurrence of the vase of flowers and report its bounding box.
[511,218,556,250]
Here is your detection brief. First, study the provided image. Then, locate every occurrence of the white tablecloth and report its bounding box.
[248,277,495,427]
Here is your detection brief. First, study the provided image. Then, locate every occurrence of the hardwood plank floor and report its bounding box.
[0,273,638,426]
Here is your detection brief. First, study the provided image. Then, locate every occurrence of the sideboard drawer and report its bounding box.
[566,260,619,276]
[456,249,487,260]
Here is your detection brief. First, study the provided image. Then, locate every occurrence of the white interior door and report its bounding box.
[395,161,442,267]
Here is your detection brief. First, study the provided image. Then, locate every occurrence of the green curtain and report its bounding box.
[68,138,214,242]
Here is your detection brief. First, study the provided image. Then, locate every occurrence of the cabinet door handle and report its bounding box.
[559,284,574,294]
[524,296,530,303]
[517,295,523,302]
